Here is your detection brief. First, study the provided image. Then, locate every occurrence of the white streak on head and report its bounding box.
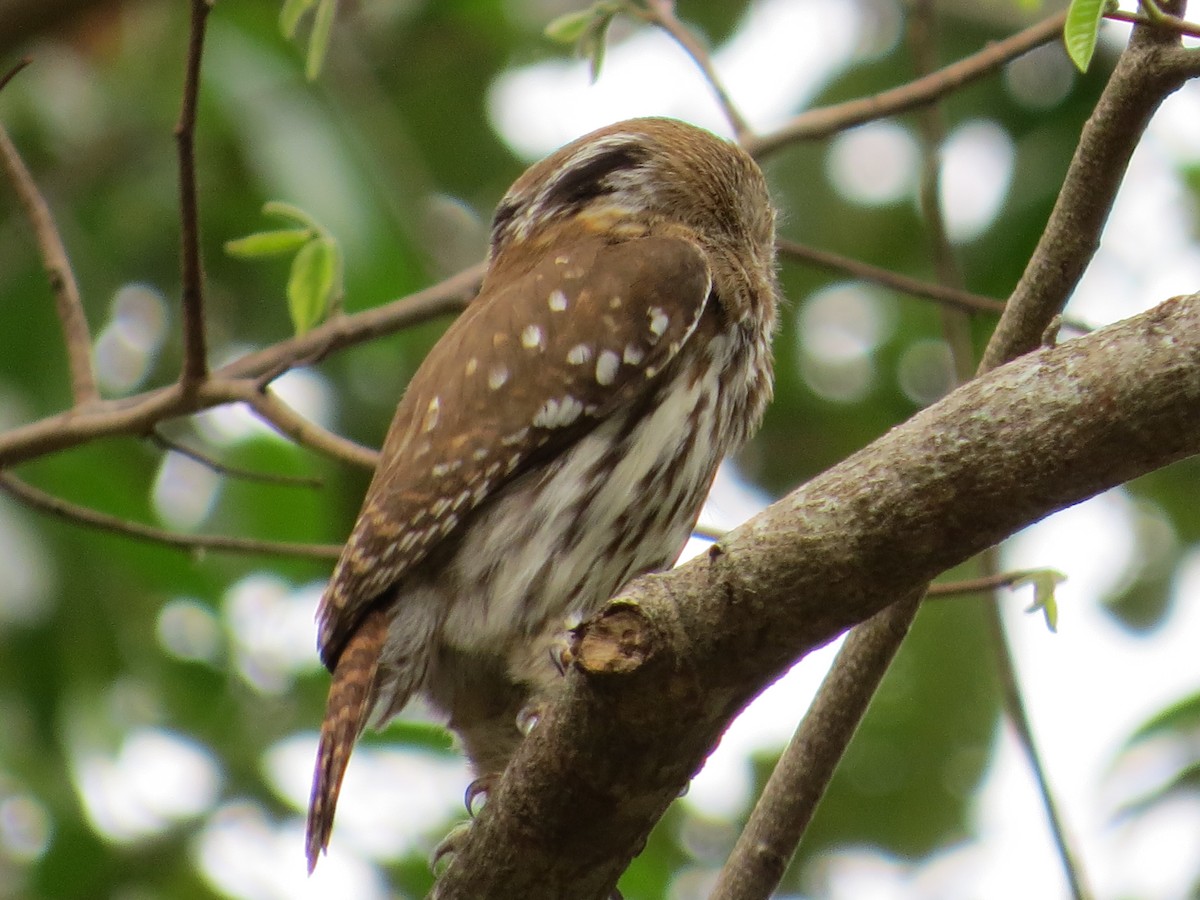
[488,366,510,390]
[548,290,568,312]
[521,324,545,350]
[596,350,620,386]
[567,344,592,366]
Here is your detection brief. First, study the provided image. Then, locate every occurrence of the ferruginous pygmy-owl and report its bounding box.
[305,116,779,870]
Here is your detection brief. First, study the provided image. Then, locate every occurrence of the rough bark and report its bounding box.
[434,292,1200,899]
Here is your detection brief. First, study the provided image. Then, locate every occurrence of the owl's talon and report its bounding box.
[430,820,473,873]
[549,636,574,675]
[516,701,543,736]
[464,775,495,817]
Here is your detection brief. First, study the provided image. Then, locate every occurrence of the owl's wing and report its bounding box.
[316,232,712,666]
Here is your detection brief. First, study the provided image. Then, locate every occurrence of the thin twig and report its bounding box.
[745,11,1067,157]
[635,0,752,141]
[0,262,483,468]
[0,56,31,94]
[926,571,1036,597]
[980,564,1094,900]
[175,0,212,390]
[150,430,324,488]
[1106,7,1200,37]
[0,472,340,560]
[0,124,98,405]
[224,382,380,470]
[776,239,1006,315]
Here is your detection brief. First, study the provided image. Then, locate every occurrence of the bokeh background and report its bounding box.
[1,1,1199,897]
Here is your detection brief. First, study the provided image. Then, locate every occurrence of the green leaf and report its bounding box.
[279,0,316,39]
[1063,0,1107,72]
[544,9,595,44]
[582,12,616,83]
[262,200,323,232]
[1123,689,1200,747]
[223,228,313,259]
[1013,569,1067,632]
[306,0,337,81]
[287,237,337,335]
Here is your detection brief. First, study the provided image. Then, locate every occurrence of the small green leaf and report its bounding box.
[287,237,337,335]
[1064,0,1107,72]
[224,228,313,259]
[279,0,316,39]
[1123,690,1200,747]
[262,200,323,232]
[544,9,595,44]
[306,0,337,81]
[581,12,615,83]
[1014,569,1067,632]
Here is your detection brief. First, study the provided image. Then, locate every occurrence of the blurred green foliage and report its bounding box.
[0,1,1198,898]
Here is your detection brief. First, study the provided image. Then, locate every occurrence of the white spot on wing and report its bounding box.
[648,307,669,338]
[422,396,441,433]
[595,350,620,386]
[623,343,645,366]
[567,344,592,365]
[488,366,510,390]
[548,290,568,312]
[465,357,479,376]
[521,325,545,350]
[501,426,530,446]
[533,396,584,429]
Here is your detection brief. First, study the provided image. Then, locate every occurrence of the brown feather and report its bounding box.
[305,606,389,872]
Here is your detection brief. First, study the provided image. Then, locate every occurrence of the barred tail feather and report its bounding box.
[305,607,390,873]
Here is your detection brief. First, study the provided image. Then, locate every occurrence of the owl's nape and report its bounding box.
[305,116,779,870]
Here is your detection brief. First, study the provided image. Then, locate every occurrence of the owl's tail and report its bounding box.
[305,606,390,873]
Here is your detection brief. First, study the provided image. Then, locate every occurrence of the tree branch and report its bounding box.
[0,262,483,468]
[0,472,341,559]
[174,0,212,390]
[709,592,923,900]
[227,381,379,470]
[636,0,751,142]
[745,11,1067,157]
[150,430,324,488]
[978,13,1196,372]
[776,239,1006,316]
[0,124,98,405]
[433,291,1200,899]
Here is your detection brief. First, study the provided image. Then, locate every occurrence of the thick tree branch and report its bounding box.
[433,291,1200,899]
